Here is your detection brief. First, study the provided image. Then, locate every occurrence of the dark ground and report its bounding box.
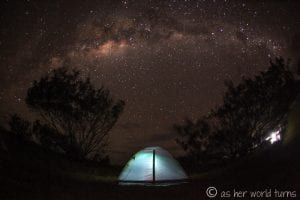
[0,132,299,200]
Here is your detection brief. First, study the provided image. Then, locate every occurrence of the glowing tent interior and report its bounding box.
[118,146,188,185]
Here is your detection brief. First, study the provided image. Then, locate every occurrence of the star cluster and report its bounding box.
[0,0,299,164]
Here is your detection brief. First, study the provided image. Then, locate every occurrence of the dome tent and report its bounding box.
[118,146,188,185]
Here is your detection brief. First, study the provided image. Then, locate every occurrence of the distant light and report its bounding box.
[265,130,281,144]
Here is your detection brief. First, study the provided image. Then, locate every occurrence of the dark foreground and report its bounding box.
[0,135,299,200]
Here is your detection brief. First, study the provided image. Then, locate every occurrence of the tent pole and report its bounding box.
[153,149,155,183]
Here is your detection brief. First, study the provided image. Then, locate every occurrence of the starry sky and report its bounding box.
[0,0,299,164]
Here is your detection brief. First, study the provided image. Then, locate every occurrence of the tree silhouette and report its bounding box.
[175,58,298,166]
[24,67,125,160]
[9,114,32,142]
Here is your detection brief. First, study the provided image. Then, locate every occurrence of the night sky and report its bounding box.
[0,0,299,164]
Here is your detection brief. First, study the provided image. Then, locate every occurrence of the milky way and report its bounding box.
[0,0,299,163]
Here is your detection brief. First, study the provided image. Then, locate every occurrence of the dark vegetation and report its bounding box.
[175,58,299,170]
[8,67,125,162]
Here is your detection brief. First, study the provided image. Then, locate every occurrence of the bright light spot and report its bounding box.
[265,130,281,144]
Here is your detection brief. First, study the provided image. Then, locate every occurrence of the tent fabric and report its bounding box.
[118,146,188,184]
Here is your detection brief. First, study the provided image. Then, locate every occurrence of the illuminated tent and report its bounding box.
[118,146,188,185]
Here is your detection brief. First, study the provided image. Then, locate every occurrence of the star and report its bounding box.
[0,0,299,164]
